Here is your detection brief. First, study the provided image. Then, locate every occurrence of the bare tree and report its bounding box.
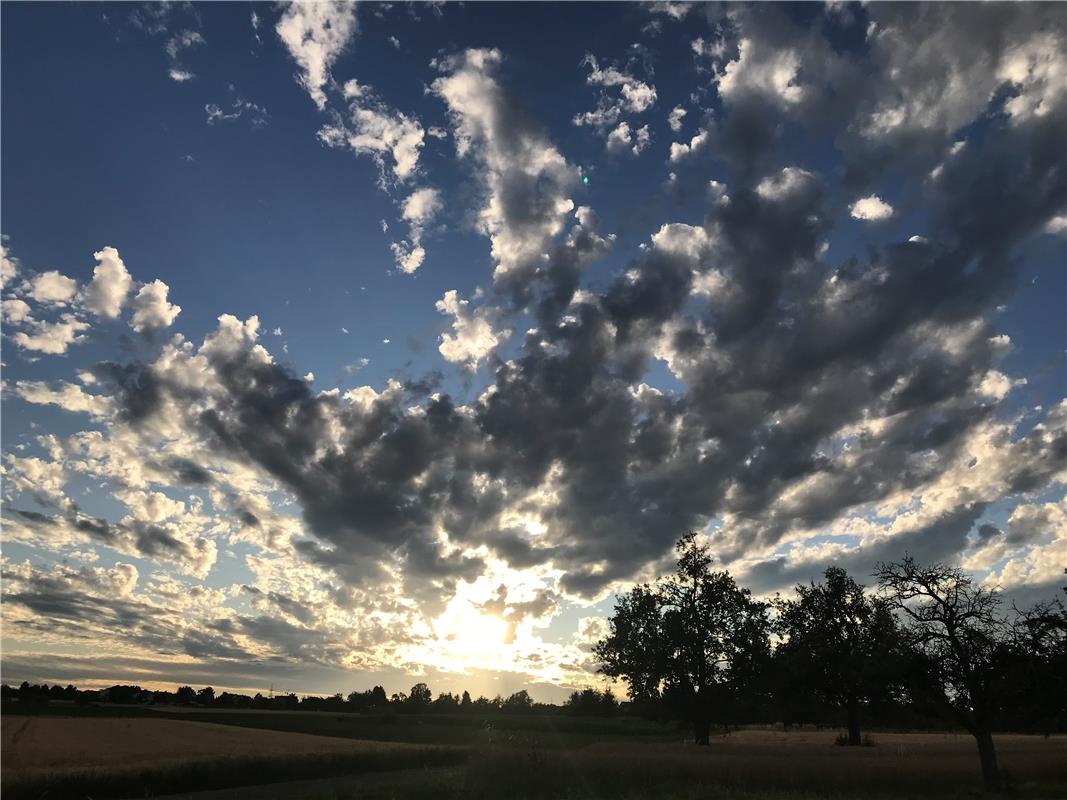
[875,556,1018,789]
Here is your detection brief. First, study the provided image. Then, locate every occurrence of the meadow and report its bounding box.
[1,706,1065,800]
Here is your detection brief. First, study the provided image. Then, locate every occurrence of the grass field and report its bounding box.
[1,708,1064,800]
[0,715,463,800]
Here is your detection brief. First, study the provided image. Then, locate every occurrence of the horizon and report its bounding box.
[2,0,1065,708]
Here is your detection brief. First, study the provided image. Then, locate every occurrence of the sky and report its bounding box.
[1,1,1065,703]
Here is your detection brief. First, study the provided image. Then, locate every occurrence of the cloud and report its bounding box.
[435,289,511,369]
[130,280,181,332]
[320,80,426,185]
[850,195,895,221]
[432,49,578,282]
[669,129,708,162]
[13,315,90,354]
[573,54,657,144]
[205,93,270,128]
[606,122,651,156]
[84,247,133,319]
[30,271,78,305]
[165,29,204,81]
[668,105,687,132]
[389,187,441,274]
[276,0,359,110]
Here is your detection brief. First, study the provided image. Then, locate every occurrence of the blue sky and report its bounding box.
[2,1,1065,700]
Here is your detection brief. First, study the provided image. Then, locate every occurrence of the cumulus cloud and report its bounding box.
[435,289,511,369]
[432,48,578,281]
[850,195,895,221]
[13,316,90,354]
[83,247,133,318]
[276,0,358,110]
[606,122,651,156]
[30,271,78,305]
[129,280,181,333]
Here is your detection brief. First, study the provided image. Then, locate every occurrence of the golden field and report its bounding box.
[1,715,428,778]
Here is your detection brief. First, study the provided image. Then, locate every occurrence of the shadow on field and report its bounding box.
[345,736,1067,800]
[0,748,465,800]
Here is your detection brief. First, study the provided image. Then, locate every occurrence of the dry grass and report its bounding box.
[1,715,436,778]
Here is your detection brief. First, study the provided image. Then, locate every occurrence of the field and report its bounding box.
[1,708,1065,800]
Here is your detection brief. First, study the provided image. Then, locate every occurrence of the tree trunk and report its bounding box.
[846,697,861,746]
[693,716,711,746]
[974,728,1000,790]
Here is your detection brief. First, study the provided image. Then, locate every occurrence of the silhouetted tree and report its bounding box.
[197,686,215,705]
[1007,575,1067,734]
[175,685,196,705]
[461,690,472,709]
[433,692,459,711]
[596,533,771,744]
[564,687,619,716]
[775,567,902,745]
[407,683,432,710]
[503,690,533,713]
[877,556,1024,789]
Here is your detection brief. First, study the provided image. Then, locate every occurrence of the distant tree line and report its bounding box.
[0,678,618,717]
[595,534,1067,789]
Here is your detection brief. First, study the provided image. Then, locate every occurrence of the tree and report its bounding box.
[775,566,902,745]
[502,690,533,713]
[876,556,1025,789]
[595,533,771,744]
[175,685,196,705]
[197,686,215,706]
[460,690,472,709]
[407,682,432,710]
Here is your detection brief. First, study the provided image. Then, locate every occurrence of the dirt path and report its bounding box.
[120,765,459,800]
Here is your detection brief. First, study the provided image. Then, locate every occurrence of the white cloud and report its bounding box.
[319,80,426,185]
[84,246,132,319]
[432,49,578,280]
[165,29,204,82]
[582,55,657,113]
[13,315,90,354]
[205,96,270,128]
[130,280,181,332]
[389,187,442,274]
[606,122,651,156]
[3,298,32,324]
[276,0,359,110]
[755,166,817,201]
[30,271,78,305]
[1,239,20,287]
[1045,214,1067,235]
[436,289,511,370]
[849,195,895,221]
[716,37,804,106]
[668,129,708,162]
[668,105,687,132]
